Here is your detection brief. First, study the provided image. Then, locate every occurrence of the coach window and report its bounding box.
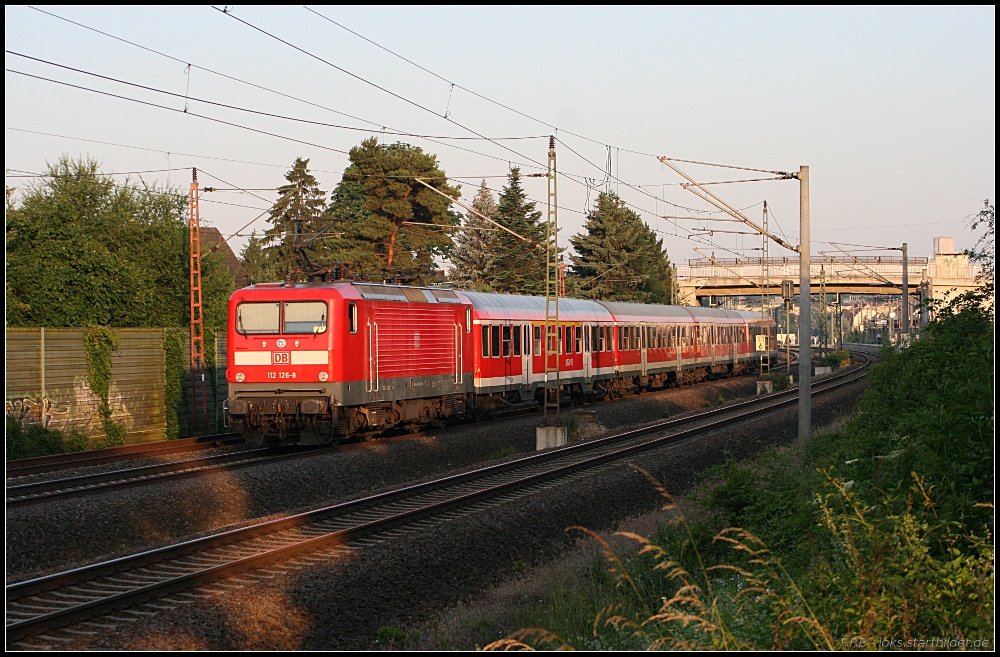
[513,324,521,356]
[502,325,512,357]
[481,325,490,358]
[285,301,327,334]
[237,302,280,335]
[534,325,542,356]
[584,326,590,353]
[491,325,501,358]
[574,326,582,353]
[465,306,472,333]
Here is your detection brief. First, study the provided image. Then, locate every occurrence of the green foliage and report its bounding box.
[322,139,459,284]
[489,284,994,650]
[766,372,790,391]
[261,157,328,280]
[6,156,233,329]
[568,192,678,304]
[489,445,518,460]
[489,168,547,294]
[85,326,127,447]
[6,416,88,459]
[376,625,418,647]
[450,180,501,290]
[163,328,187,440]
[825,349,850,368]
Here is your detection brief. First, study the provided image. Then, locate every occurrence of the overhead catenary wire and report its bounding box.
[6,68,356,156]
[15,8,758,260]
[6,51,548,144]
[208,7,745,259]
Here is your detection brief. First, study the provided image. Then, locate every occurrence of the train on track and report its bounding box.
[226,282,777,445]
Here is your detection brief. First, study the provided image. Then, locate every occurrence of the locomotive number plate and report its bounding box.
[272,352,290,364]
[266,371,298,379]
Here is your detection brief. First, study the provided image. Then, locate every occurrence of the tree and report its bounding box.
[568,192,678,304]
[449,180,500,290]
[324,138,459,284]
[490,167,547,294]
[5,156,233,328]
[261,157,327,280]
[239,230,278,283]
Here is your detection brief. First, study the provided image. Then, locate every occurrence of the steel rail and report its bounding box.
[6,353,798,504]
[5,434,242,478]
[5,357,868,641]
[5,446,324,508]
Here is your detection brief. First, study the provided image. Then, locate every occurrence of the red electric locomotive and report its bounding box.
[225,282,776,445]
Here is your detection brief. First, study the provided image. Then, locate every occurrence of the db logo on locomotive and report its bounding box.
[272,352,290,364]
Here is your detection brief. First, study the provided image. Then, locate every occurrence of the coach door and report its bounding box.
[582,324,592,382]
[640,323,649,377]
[521,324,531,388]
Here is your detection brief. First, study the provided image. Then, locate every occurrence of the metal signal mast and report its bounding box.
[189,168,207,432]
[543,136,561,426]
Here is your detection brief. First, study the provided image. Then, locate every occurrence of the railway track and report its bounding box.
[4,445,325,508]
[6,353,798,508]
[5,434,243,479]
[5,357,868,644]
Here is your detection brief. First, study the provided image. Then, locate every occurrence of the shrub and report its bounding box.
[489,445,518,460]
[767,372,790,391]
[6,416,89,460]
[826,349,850,368]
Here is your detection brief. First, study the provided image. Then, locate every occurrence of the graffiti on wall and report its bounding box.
[5,377,135,435]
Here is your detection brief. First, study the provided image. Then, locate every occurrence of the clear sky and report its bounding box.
[5,5,995,263]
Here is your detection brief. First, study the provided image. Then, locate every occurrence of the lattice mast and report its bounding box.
[543,137,560,424]
[189,168,207,432]
[760,202,770,374]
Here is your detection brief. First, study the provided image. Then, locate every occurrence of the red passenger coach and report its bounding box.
[225,282,776,445]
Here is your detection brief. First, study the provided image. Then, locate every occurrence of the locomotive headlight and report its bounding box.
[235,372,245,382]
[318,371,329,382]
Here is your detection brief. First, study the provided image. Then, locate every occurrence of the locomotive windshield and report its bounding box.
[284,301,327,334]
[237,302,280,335]
[236,301,327,335]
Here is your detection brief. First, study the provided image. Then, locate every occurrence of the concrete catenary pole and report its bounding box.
[798,166,811,445]
[901,242,909,342]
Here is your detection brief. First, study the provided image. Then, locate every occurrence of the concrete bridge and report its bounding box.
[676,238,981,307]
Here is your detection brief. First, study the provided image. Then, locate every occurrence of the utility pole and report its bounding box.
[901,242,909,343]
[798,166,811,445]
[656,156,812,446]
[538,135,565,447]
[782,279,794,376]
[189,168,207,434]
[819,265,827,356]
[760,202,770,375]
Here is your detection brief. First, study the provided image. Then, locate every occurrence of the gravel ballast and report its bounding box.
[34,378,865,650]
[6,377,759,579]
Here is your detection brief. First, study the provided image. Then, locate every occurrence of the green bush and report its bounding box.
[766,372,790,391]
[6,417,89,460]
[826,349,851,368]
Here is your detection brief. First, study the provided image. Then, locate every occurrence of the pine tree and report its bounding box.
[449,180,500,290]
[325,138,459,284]
[569,192,678,304]
[239,230,277,283]
[262,157,327,280]
[491,167,546,294]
